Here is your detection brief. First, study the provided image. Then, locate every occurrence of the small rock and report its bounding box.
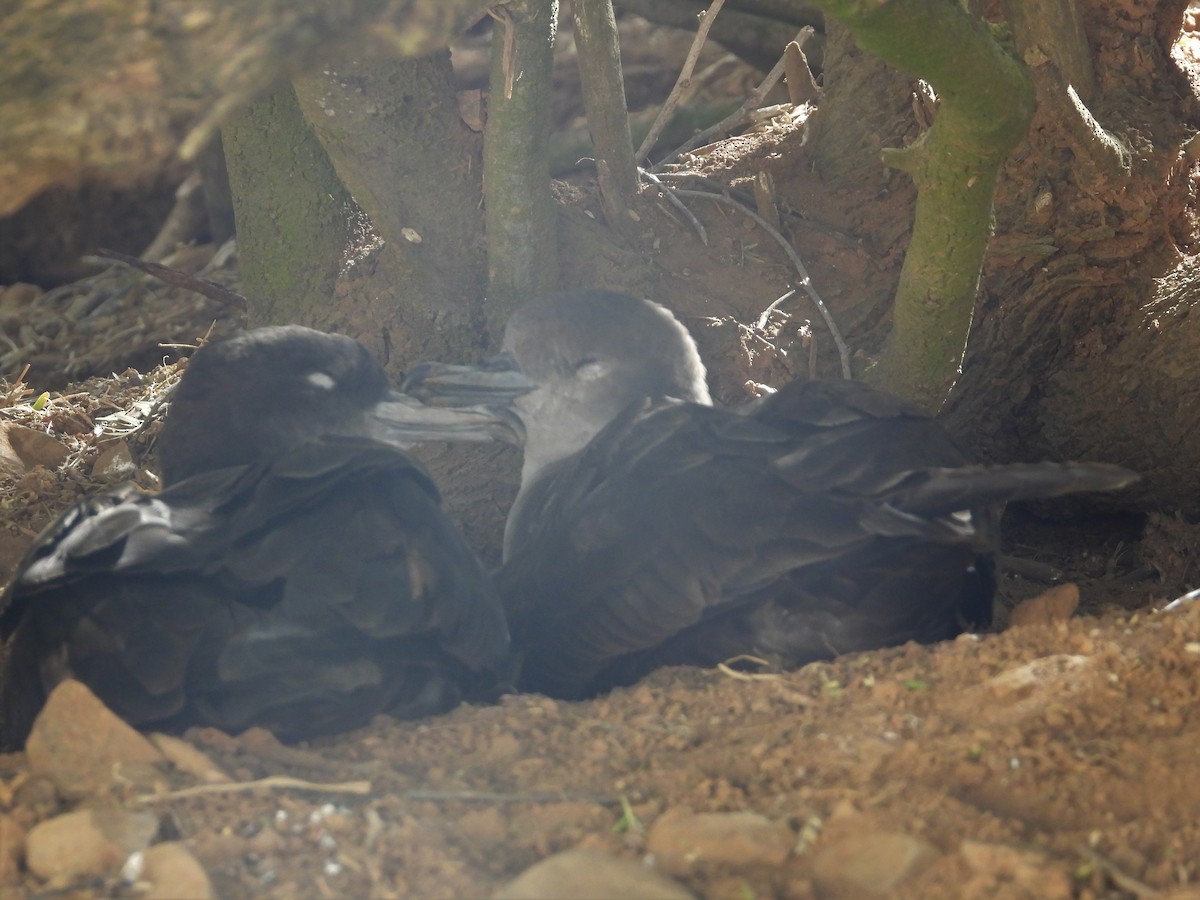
[26,679,165,799]
[495,848,694,900]
[1008,583,1081,628]
[810,828,938,898]
[148,733,231,784]
[0,814,26,885]
[139,841,216,899]
[983,655,1091,700]
[959,840,1071,898]
[92,440,136,482]
[646,808,793,875]
[0,422,69,474]
[25,808,158,883]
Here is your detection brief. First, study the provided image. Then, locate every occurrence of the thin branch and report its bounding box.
[138,775,372,802]
[654,27,813,170]
[400,789,620,805]
[572,0,638,230]
[635,0,727,165]
[91,248,248,312]
[638,167,707,245]
[655,171,862,248]
[670,187,852,378]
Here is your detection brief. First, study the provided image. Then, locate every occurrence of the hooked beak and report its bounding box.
[371,389,526,447]
[401,353,534,407]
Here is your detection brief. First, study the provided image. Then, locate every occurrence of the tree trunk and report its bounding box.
[805,0,1200,510]
[222,84,354,326]
[293,50,491,359]
[940,0,1197,511]
[483,0,562,325]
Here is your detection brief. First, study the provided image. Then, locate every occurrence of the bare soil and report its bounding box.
[0,234,1196,900]
[3,8,1200,899]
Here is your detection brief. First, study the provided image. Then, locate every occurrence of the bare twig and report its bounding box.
[487,6,517,100]
[639,167,707,245]
[716,655,779,681]
[716,656,814,705]
[400,789,619,805]
[635,0,727,165]
[754,288,795,333]
[572,0,639,231]
[655,171,862,248]
[654,27,813,170]
[91,248,248,312]
[138,775,372,802]
[670,188,852,378]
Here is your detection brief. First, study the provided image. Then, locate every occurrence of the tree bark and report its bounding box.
[790,0,1199,510]
[222,84,354,327]
[484,0,562,324]
[571,0,639,233]
[806,0,1034,408]
[293,51,490,356]
[935,0,1196,510]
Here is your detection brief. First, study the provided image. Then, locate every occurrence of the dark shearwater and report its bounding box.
[0,325,526,747]
[469,290,1138,698]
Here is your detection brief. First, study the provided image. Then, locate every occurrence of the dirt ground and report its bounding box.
[1,392,1198,900]
[1,230,1198,900]
[3,7,1200,900]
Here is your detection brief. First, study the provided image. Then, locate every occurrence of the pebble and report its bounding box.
[26,679,165,799]
[139,841,216,899]
[810,827,937,897]
[959,839,1072,898]
[646,808,793,875]
[1007,583,1081,628]
[495,847,694,899]
[0,422,69,474]
[25,808,159,883]
[91,440,136,481]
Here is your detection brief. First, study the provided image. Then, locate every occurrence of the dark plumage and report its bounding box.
[0,326,524,748]
[485,290,1138,698]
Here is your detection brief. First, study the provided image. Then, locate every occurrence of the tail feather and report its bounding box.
[891,462,1138,517]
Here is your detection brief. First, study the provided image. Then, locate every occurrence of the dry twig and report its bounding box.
[635,0,727,165]
[92,248,247,312]
[639,167,707,245]
[138,775,372,802]
[669,187,852,378]
[655,27,813,169]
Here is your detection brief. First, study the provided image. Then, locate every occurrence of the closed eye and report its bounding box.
[305,371,337,390]
[573,356,610,381]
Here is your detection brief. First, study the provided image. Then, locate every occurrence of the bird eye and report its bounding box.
[573,356,609,381]
[305,371,338,390]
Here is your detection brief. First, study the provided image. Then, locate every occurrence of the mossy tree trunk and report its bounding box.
[222,84,355,327]
[802,0,1200,509]
[483,0,561,328]
[805,0,1034,409]
[293,50,491,359]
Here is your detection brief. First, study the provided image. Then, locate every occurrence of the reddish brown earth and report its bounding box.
[0,245,1196,898]
[2,8,1200,900]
